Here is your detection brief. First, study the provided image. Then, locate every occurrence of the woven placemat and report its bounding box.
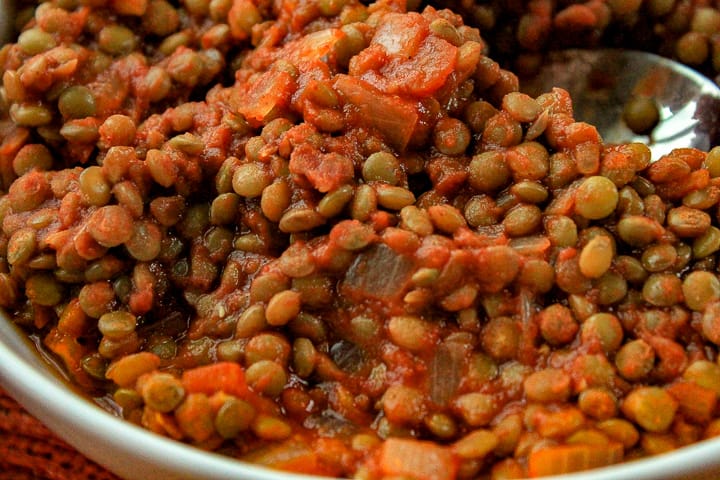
[0,388,120,480]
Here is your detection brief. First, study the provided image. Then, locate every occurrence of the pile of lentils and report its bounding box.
[3,0,720,478]
[442,0,720,79]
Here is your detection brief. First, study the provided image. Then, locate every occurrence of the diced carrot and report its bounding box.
[527,442,623,477]
[43,327,93,388]
[57,298,90,337]
[377,437,458,480]
[242,439,326,475]
[334,75,418,151]
[181,361,249,398]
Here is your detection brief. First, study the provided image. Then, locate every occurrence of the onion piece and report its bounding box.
[334,75,419,151]
[342,244,414,302]
[428,342,465,406]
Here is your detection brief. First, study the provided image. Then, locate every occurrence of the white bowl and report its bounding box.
[2,310,720,480]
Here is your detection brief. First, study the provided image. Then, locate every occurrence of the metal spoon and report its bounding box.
[522,49,720,158]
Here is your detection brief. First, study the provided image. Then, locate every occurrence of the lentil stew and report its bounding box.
[3,0,720,479]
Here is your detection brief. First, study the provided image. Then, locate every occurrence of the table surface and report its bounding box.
[0,387,119,480]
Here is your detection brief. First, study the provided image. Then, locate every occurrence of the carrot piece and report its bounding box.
[243,439,326,475]
[377,438,458,480]
[57,298,90,337]
[181,361,249,398]
[44,327,93,388]
[527,442,623,477]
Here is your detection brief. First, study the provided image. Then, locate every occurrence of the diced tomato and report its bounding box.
[426,157,468,195]
[283,29,347,69]
[289,143,355,192]
[378,36,458,97]
[334,75,419,151]
[371,12,428,58]
[181,361,249,398]
[236,69,297,127]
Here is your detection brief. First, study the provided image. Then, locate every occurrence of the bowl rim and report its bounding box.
[0,314,329,480]
[3,312,720,480]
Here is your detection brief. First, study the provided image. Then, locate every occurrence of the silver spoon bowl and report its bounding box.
[522,49,720,158]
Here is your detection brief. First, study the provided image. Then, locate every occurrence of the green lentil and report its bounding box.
[581,313,623,353]
[98,25,137,55]
[682,270,720,311]
[141,373,185,412]
[575,176,619,220]
[578,234,613,279]
[245,359,287,397]
[58,86,96,119]
[215,397,255,439]
[98,311,137,340]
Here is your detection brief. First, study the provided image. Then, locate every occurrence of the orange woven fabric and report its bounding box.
[0,388,120,480]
